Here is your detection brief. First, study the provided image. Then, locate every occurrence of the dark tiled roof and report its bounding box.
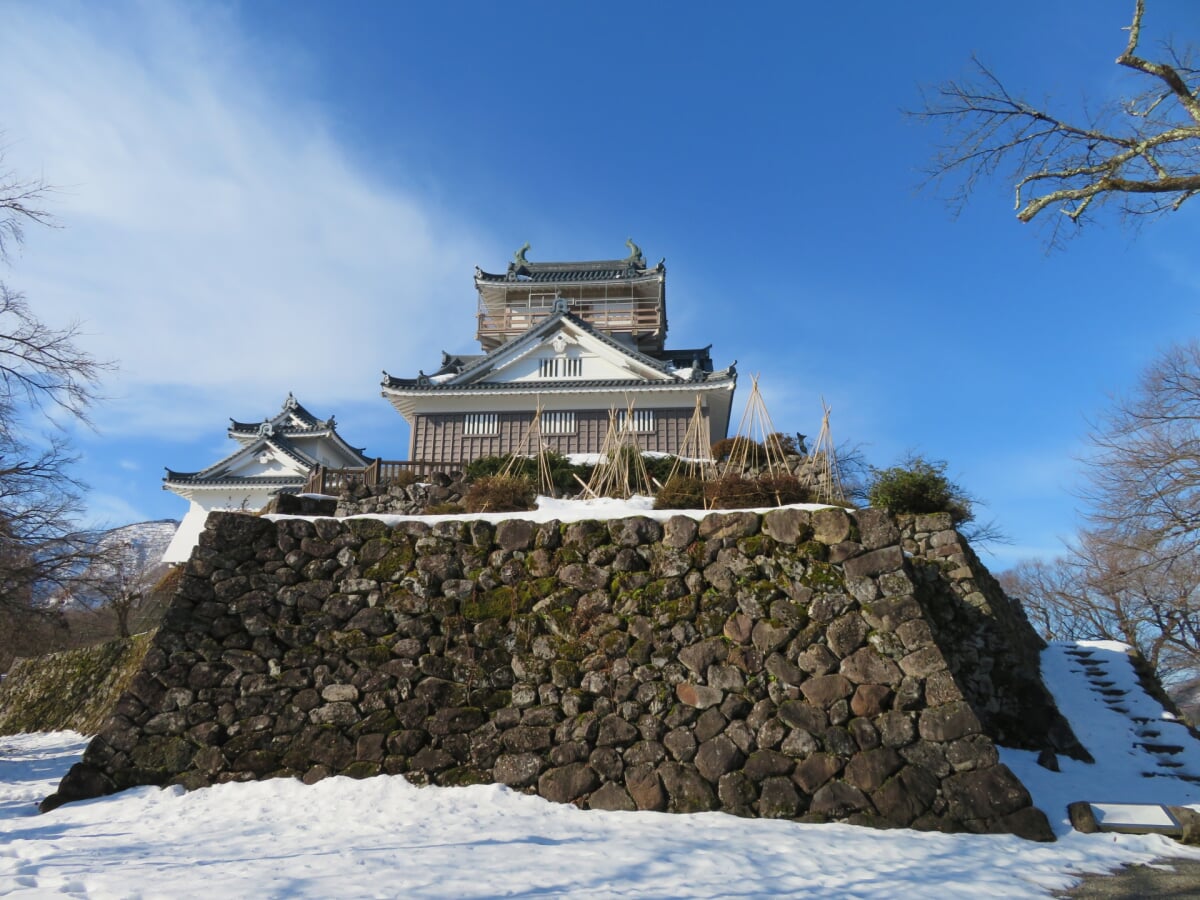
[228,422,332,437]
[381,370,736,393]
[228,393,326,435]
[654,346,715,372]
[163,471,306,488]
[476,258,665,284]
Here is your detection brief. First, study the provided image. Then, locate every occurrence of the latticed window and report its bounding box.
[538,357,583,378]
[619,409,656,433]
[463,412,499,436]
[541,411,576,435]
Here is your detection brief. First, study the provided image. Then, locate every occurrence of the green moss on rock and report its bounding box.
[0,632,156,735]
[364,542,415,581]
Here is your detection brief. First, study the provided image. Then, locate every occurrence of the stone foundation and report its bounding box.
[44,506,1071,839]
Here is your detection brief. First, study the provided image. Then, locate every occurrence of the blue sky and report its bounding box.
[1,0,1197,569]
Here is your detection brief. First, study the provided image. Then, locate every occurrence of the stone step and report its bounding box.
[1097,689,1128,697]
[1140,771,1200,783]
[1136,743,1185,755]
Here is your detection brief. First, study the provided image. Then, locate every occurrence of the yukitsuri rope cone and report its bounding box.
[711,374,795,508]
[664,396,718,485]
[501,400,558,497]
[808,398,847,506]
[585,400,654,499]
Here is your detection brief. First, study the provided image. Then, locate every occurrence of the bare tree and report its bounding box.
[916,0,1200,243]
[1001,339,1200,687]
[1002,529,1200,684]
[1084,339,1200,565]
[0,146,109,621]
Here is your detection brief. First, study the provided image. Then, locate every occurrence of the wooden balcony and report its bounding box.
[304,459,464,495]
[476,298,664,351]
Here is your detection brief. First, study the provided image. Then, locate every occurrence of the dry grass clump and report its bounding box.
[388,469,420,489]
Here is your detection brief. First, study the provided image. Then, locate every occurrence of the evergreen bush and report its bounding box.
[867,455,973,523]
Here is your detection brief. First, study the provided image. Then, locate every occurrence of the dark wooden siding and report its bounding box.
[411,406,702,463]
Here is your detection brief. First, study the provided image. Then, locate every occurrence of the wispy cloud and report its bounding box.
[81,490,160,530]
[1,1,496,439]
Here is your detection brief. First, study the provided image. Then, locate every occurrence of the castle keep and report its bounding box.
[381,242,737,462]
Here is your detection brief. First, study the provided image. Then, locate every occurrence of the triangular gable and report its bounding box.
[195,436,315,482]
[451,312,674,387]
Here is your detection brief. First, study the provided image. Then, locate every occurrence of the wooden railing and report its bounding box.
[476,299,663,347]
[304,459,464,495]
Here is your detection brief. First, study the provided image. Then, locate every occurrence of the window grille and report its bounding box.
[541,411,576,435]
[463,412,499,436]
[539,357,582,378]
[619,409,656,433]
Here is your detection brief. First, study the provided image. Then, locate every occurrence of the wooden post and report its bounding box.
[306,465,326,495]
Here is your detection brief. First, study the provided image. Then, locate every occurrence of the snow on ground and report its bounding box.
[4,645,1200,897]
[306,495,839,529]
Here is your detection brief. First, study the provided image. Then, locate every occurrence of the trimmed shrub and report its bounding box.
[704,475,772,509]
[766,432,802,456]
[463,475,536,513]
[758,474,811,505]
[642,454,678,486]
[711,437,766,466]
[654,475,706,510]
[465,453,590,496]
[867,455,973,524]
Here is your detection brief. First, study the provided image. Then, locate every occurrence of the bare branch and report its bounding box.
[0,285,109,426]
[0,143,53,262]
[913,1,1200,241]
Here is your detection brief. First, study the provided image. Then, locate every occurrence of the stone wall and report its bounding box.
[334,471,468,517]
[44,507,1066,839]
[899,513,1087,762]
[0,634,155,736]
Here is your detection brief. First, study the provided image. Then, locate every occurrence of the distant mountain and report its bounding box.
[47,520,180,611]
